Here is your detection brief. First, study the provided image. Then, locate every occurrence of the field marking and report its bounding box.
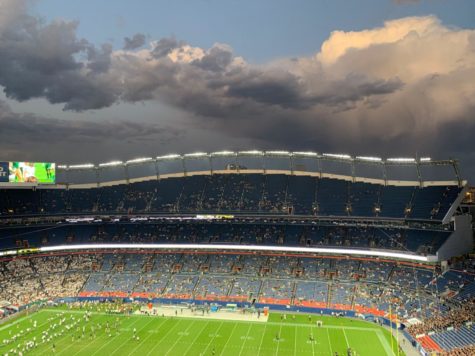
[237,323,253,356]
[0,309,63,348]
[201,321,224,356]
[377,330,395,356]
[41,308,379,331]
[38,313,113,356]
[2,309,401,356]
[144,318,184,356]
[218,322,238,356]
[275,323,283,355]
[257,323,267,356]
[310,326,315,356]
[127,317,171,354]
[0,312,36,331]
[182,320,210,356]
[84,315,144,356]
[326,328,333,356]
[342,327,350,348]
[294,326,297,356]
[164,320,197,356]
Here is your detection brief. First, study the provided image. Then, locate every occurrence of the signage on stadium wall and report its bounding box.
[0,161,56,184]
[0,162,8,182]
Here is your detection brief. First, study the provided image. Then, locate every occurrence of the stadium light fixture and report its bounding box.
[356,156,382,162]
[57,165,68,169]
[387,158,416,163]
[68,164,95,169]
[238,150,264,155]
[125,157,153,164]
[420,157,432,162]
[293,152,318,157]
[211,151,235,156]
[322,153,352,160]
[184,152,208,158]
[266,150,290,156]
[156,154,181,160]
[35,243,434,262]
[99,161,123,167]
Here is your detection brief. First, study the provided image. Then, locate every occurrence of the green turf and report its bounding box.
[0,308,403,355]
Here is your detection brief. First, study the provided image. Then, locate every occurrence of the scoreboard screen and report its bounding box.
[0,162,56,184]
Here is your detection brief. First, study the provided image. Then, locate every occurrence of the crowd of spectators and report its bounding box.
[440,345,475,355]
[408,299,475,336]
[0,174,461,220]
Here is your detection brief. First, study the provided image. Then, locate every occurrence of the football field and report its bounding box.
[0,308,403,355]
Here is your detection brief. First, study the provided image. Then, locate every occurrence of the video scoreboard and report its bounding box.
[0,161,56,184]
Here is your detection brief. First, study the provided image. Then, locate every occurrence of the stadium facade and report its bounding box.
[1,150,474,355]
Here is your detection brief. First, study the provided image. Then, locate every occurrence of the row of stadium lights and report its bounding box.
[57,151,431,170]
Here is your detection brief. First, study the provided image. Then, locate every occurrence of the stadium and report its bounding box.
[0,151,474,356]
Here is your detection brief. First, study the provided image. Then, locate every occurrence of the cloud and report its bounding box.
[123,33,146,50]
[393,0,420,4]
[0,1,474,179]
[0,99,182,162]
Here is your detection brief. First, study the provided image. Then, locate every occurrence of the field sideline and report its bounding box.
[0,308,403,355]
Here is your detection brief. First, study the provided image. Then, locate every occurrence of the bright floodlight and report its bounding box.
[387,158,416,163]
[32,243,432,262]
[68,163,95,169]
[126,157,153,164]
[99,160,123,167]
[57,165,68,169]
[420,157,432,162]
[239,150,264,155]
[184,152,208,158]
[266,150,290,155]
[293,151,318,157]
[211,151,235,156]
[156,154,181,160]
[356,156,382,162]
[323,153,352,160]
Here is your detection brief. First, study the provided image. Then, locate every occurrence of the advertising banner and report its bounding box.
[0,162,8,182]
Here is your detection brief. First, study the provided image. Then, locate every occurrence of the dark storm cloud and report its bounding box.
[0,1,474,180]
[0,7,121,111]
[0,101,176,144]
[123,33,146,50]
[0,98,186,164]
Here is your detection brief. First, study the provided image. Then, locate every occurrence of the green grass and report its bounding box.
[0,308,403,355]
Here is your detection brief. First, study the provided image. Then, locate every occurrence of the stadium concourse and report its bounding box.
[0,151,474,355]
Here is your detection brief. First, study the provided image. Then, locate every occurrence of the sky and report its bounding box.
[0,0,474,181]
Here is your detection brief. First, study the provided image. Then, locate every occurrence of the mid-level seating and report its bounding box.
[0,174,462,220]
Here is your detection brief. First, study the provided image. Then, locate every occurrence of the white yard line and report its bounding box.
[87,316,144,356]
[257,323,267,356]
[326,328,333,356]
[201,321,224,356]
[275,323,283,355]
[38,313,112,356]
[377,330,395,356]
[144,318,184,356]
[218,322,238,356]
[164,320,197,356]
[125,317,170,355]
[237,323,253,356]
[294,326,297,356]
[342,327,350,348]
[109,316,160,355]
[310,326,315,356]
[181,320,210,356]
